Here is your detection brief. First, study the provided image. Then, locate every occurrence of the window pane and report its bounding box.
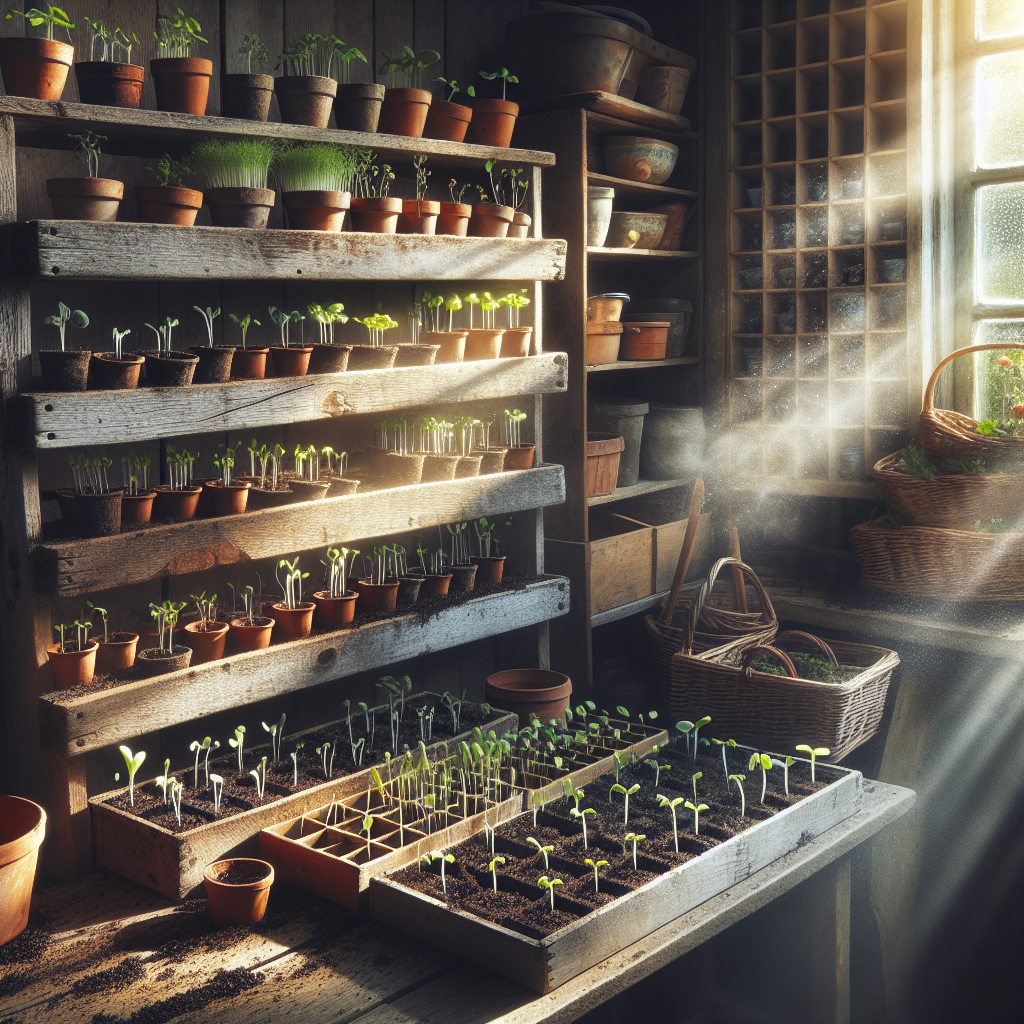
[976,52,1024,169]
[977,0,1024,40]
[976,184,1024,303]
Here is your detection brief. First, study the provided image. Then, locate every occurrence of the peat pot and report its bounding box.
[151,57,212,115]
[420,331,466,364]
[500,327,532,358]
[0,796,46,946]
[588,398,648,487]
[275,75,337,128]
[306,344,351,375]
[334,82,385,132]
[586,186,615,247]
[447,564,478,594]
[347,345,398,370]
[136,645,192,677]
[221,73,274,120]
[486,668,572,724]
[38,349,91,392]
[393,343,439,366]
[74,61,144,107]
[204,859,274,926]
[89,353,143,390]
[77,490,122,537]
[639,404,705,481]
[464,329,503,361]
[142,352,198,387]
[0,37,73,99]
[205,187,275,229]
[188,346,235,384]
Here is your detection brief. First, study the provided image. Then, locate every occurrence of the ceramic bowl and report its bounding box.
[605,210,667,249]
[603,135,679,185]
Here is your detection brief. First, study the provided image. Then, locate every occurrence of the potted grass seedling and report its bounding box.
[424,77,475,142]
[140,316,199,388]
[204,858,274,927]
[152,443,203,521]
[349,151,401,233]
[437,179,474,236]
[136,154,203,226]
[377,46,440,137]
[503,407,535,469]
[229,584,275,652]
[0,4,73,101]
[66,452,122,536]
[222,32,273,121]
[276,143,358,232]
[119,451,155,525]
[275,33,338,129]
[182,590,228,664]
[87,600,138,673]
[499,290,533,357]
[349,311,400,370]
[138,599,192,676]
[267,306,313,377]
[191,138,277,228]
[151,6,211,115]
[46,615,98,687]
[273,557,315,639]
[464,290,505,360]
[206,442,251,515]
[47,130,124,222]
[418,291,467,363]
[39,300,90,392]
[305,302,352,374]
[188,304,235,383]
[314,546,360,627]
[467,67,520,147]
[227,312,269,380]
[470,517,506,584]
[76,17,142,107]
[398,155,440,235]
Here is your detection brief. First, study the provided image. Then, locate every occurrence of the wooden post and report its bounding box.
[809,855,852,1024]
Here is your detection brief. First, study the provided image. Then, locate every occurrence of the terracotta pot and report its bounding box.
[500,327,532,358]
[76,490,122,537]
[153,485,202,520]
[307,344,351,374]
[151,56,212,114]
[479,447,508,474]
[508,211,532,239]
[282,189,350,231]
[447,564,478,594]
[230,348,269,380]
[377,87,432,137]
[221,73,274,120]
[204,859,274,927]
[471,555,506,584]
[38,349,91,392]
[229,616,274,652]
[47,177,123,221]
[436,202,472,236]
[0,37,73,100]
[421,453,461,482]
[397,198,440,234]
[313,590,358,628]
[486,668,572,723]
[334,82,385,132]
[121,490,156,525]
[204,480,250,516]
[283,478,330,503]
[420,330,466,364]
[47,640,99,688]
[418,573,452,596]
[620,321,669,360]
[141,351,198,387]
[187,346,235,384]
[354,579,399,612]
[183,620,229,665]
[275,75,337,128]
[423,97,473,142]
[325,475,360,497]
[205,186,275,228]
[271,602,315,640]
[363,447,425,488]
[0,795,46,946]
[270,346,313,377]
[504,444,536,470]
[75,61,144,107]
[245,484,294,510]
[456,455,483,478]
[89,352,143,390]
[585,320,624,364]
[468,202,514,238]
[397,576,423,605]
[464,329,503,361]
[393,343,439,366]
[135,184,203,226]
[465,98,519,147]
[347,345,399,370]
[95,632,139,673]
[349,196,402,233]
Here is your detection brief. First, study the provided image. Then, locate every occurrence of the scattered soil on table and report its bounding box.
[214,862,272,885]
[0,928,53,999]
[70,956,146,998]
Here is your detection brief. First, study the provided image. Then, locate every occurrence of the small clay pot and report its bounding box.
[135,184,203,226]
[47,177,123,221]
[89,352,143,390]
[230,348,269,380]
[204,480,250,516]
[620,321,670,360]
[307,344,352,374]
[75,61,144,107]
[423,97,473,142]
[508,211,532,239]
[349,196,402,233]
[471,554,506,584]
[76,491,122,537]
[47,641,98,688]
[420,454,461,482]
[221,73,274,120]
[377,87,432,137]
[246,484,294,510]
[275,75,337,128]
[270,346,313,377]
[447,564,478,594]
[436,202,472,236]
[479,447,508,474]
[324,475,359,497]
[468,202,514,238]
[0,37,73,100]
[282,189,350,231]
[230,616,275,652]
[486,668,572,724]
[205,186,276,228]
[504,444,536,470]
[393,343,439,366]
[283,478,330,503]
[153,485,202,520]
[397,199,440,234]
[188,346,235,384]
[151,56,212,114]
[38,349,92,392]
[140,351,198,387]
[464,329,504,361]
[354,579,399,612]
[347,345,398,370]
[121,490,156,525]
[418,573,453,596]
[136,645,192,677]
[500,327,533,358]
[204,859,274,927]
[420,330,466,363]
[465,98,519,148]
[313,590,358,628]
[95,633,139,674]
[183,620,229,665]
[271,602,316,640]
[396,576,423,606]
[334,82,385,132]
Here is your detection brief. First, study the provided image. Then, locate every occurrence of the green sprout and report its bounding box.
[609,782,640,826]
[675,720,694,756]
[585,858,609,893]
[624,832,645,870]
[749,753,773,804]
[436,76,475,102]
[711,737,738,783]
[772,755,796,796]
[691,716,711,760]
[685,800,709,836]
[479,66,518,101]
[423,850,455,897]
[646,758,671,788]
[228,312,260,351]
[570,805,596,848]
[44,301,89,353]
[118,745,146,807]
[262,712,286,762]
[537,875,563,912]
[6,5,74,41]
[188,736,214,790]
[691,770,703,804]
[795,744,831,783]
[86,601,108,643]
[488,856,505,892]
[250,755,268,802]
[729,774,747,817]
[657,794,686,853]
[228,724,246,773]
[527,835,553,870]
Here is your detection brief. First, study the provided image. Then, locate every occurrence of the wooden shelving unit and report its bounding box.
[587,477,692,506]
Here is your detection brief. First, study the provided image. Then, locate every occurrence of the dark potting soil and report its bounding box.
[392,744,838,939]
[70,956,146,998]
[216,862,271,885]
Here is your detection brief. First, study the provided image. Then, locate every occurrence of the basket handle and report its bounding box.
[729,525,748,614]
[659,476,705,625]
[922,343,1024,414]
[775,629,839,668]
[739,645,797,677]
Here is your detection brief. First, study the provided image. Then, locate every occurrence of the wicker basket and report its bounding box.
[920,342,1024,468]
[873,450,1024,530]
[850,520,1024,601]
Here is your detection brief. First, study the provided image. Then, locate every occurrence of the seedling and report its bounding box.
[86,601,109,643]
[423,850,455,897]
[609,782,640,825]
[412,153,430,202]
[436,76,475,102]
[646,758,671,788]
[228,725,246,772]
[210,774,223,814]
[192,138,276,190]
[772,756,796,796]
[479,67,518,101]
[190,590,218,633]
[488,856,505,892]
[276,557,309,610]
[275,143,360,193]
[711,738,738,782]
[569,805,596,848]
[155,763,173,806]
[353,150,395,198]
[537,875,563,912]
[729,774,747,817]
[262,712,287,762]
[189,737,214,790]
[155,6,206,59]
[691,771,702,804]
[108,327,131,361]
[527,836,553,870]
[530,790,544,827]
[170,780,184,827]
[316,741,336,779]
[691,716,711,760]
[228,312,260,350]
[250,755,268,803]
[118,745,146,807]
[585,858,609,893]
[685,800,709,836]
[378,45,440,89]
[333,38,367,83]
[148,599,186,654]
[657,794,685,853]
[6,4,74,41]
[45,301,89,353]
[504,407,527,448]
[238,32,268,73]
[624,832,645,870]
[749,753,773,804]
[795,744,830,783]
[146,154,192,188]
[361,815,373,850]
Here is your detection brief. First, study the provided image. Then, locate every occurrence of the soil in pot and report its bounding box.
[464,329,503,361]
[465,98,519,147]
[135,645,192,677]
[230,616,275,652]
[204,480,250,516]
[135,184,204,226]
[313,590,358,628]
[307,344,352,374]
[272,602,316,640]
[38,349,92,392]
[486,667,571,722]
[153,485,202,521]
[121,490,156,525]
[221,73,274,120]
[397,199,440,234]
[421,331,466,364]
[47,177,123,221]
[89,352,143,390]
[0,795,46,947]
[141,351,198,387]
[334,82,385,132]
[436,202,472,236]
[204,859,274,927]
[468,203,514,238]
[270,346,313,377]
[76,491,122,537]
[95,632,139,674]
[423,98,473,142]
[75,61,144,107]
[508,211,532,239]
[47,641,99,688]
[347,345,399,370]
[349,196,402,233]
[353,579,400,612]
[0,37,73,100]
[471,555,506,584]
[377,87,432,137]
[282,189,350,231]
[275,75,337,128]
[447,564,478,594]
[504,444,536,471]
[205,187,276,228]
[183,620,230,665]
[231,348,270,380]
[187,346,235,384]
[394,343,439,366]
[500,327,532,358]
[151,56,212,114]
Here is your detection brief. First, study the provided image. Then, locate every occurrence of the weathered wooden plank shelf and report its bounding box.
[5,221,568,282]
[38,575,568,757]
[15,354,568,450]
[586,172,699,201]
[0,95,557,168]
[33,463,566,597]
[587,477,690,506]
[586,356,699,373]
[587,246,700,260]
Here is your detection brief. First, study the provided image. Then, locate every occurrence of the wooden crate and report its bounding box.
[587,510,653,614]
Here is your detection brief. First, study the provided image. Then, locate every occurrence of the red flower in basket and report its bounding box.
[997,356,1012,366]
[1013,403,1024,419]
